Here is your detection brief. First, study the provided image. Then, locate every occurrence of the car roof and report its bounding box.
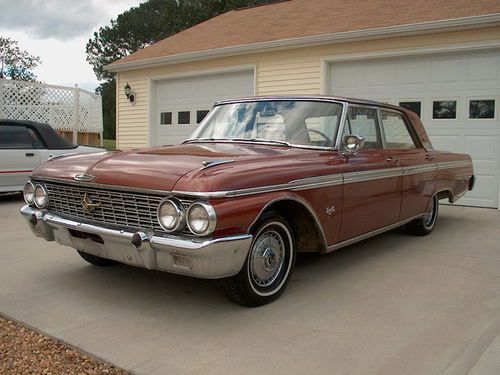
[0,119,76,149]
[214,95,408,112]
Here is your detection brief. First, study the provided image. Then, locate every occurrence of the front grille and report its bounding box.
[41,180,193,233]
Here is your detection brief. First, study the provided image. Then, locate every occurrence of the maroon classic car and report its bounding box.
[20,96,474,306]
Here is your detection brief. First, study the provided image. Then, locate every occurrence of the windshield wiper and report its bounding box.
[230,138,291,147]
[183,138,232,143]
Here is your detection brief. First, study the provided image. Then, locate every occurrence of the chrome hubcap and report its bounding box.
[424,198,435,227]
[250,230,285,288]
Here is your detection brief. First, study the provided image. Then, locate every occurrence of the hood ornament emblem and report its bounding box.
[74,173,96,182]
[81,193,101,213]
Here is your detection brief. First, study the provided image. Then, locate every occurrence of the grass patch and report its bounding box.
[103,139,116,150]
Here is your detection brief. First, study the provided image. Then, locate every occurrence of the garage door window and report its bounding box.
[197,110,209,124]
[469,100,495,119]
[433,100,457,119]
[160,112,172,125]
[178,111,191,125]
[381,111,416,149]
[399,101,421,118]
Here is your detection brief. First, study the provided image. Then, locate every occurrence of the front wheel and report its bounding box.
[217,213,296,307]
[407,195,439,236]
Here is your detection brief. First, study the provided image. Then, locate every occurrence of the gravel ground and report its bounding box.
[0,315,128,375]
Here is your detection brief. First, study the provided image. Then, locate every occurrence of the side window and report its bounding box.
[0,125,33,149]
[27,128,45,149]
[343,107,382,149]
[381,111,417,149]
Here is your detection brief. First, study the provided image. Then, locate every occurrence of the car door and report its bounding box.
[0,125,42,191]
[339,105,403,241]
[379,109,436,219]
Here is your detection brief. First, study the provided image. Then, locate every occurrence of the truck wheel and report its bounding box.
[407,195,439,236]
[217,213,296,307]
[77,250,118,267]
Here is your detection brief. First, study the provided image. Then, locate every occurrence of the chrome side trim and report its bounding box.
[403,164,437,175]
[33,161,471,200]
[326,214,424,253]
[343,167,402,184]
[436,161,473,170]
[173,173,343,198]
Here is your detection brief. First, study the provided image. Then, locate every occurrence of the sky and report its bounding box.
[0,0,146,92]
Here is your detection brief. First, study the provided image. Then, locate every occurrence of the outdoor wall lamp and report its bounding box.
[124,82,135,103]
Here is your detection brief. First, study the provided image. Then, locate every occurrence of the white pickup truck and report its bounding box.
[0,119,102,192]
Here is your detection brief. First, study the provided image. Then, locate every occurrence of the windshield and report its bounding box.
[188,100,344,148]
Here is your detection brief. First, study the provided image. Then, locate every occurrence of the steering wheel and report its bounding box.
[307,129,333,146]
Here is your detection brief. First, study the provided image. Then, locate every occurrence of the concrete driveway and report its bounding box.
[1,194,500,375]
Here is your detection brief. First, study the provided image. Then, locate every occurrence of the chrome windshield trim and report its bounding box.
[30,176,171,196]
[182,138,338,152]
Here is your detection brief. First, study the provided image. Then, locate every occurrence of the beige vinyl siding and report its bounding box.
[116,26,500,149]
[116,75,149,149]
[258,57,321,95]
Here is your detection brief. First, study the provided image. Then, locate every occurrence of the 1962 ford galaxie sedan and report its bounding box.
[20,96,474,306]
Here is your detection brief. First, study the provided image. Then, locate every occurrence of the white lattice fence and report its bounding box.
[0,78,103,137]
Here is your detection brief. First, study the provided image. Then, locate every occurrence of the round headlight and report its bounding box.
[34,184,49,209]
[23,181,35,205]
[157,198,185,232]
[187,202,216,236]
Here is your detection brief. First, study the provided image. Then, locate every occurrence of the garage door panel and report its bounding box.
[466,55,499,81]
[431,56,463,83]
[330,50,500,208]
[153,70,254,146]
[428,135,461,152]
[464,135,498,162]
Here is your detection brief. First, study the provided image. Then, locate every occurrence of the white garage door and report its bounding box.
[329,50,500,208]
[153,69,254,146]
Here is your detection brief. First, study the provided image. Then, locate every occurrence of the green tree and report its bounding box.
[0,37,42,82]
[86,0,275,140]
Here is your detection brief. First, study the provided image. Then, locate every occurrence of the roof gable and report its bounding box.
[109,0,500,70]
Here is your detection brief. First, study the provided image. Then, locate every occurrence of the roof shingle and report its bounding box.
[111,0,500,66]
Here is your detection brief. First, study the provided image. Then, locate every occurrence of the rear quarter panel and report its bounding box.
[433,151,473,202]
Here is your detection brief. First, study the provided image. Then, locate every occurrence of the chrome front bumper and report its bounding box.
[20,205,252,279]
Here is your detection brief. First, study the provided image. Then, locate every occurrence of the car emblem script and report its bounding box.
[81,193,101,213]
[74,173,96,182]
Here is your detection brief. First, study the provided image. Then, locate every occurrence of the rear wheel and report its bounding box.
[407,195,439,236]
[77,250,118,267]
[217,213,296,307]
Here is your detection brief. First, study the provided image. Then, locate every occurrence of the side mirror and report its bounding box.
[342,134,365,156]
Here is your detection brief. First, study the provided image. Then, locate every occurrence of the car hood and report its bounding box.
[32,142,342,193]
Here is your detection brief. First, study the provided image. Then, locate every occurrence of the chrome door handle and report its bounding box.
[386,156,400,163]
[25,152,35,157]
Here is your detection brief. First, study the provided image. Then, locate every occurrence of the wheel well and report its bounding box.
[250,199,326,253]
[436,189,453,203]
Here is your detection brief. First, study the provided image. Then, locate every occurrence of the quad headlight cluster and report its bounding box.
[23,181,49,209]
[157,198,216,236]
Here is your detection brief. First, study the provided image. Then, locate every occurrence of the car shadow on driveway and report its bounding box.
[31,211,465,315]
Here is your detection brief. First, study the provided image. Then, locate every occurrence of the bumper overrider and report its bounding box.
[20,205,252,279]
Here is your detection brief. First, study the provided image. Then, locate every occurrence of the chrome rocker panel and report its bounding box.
[20,205,252,279]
